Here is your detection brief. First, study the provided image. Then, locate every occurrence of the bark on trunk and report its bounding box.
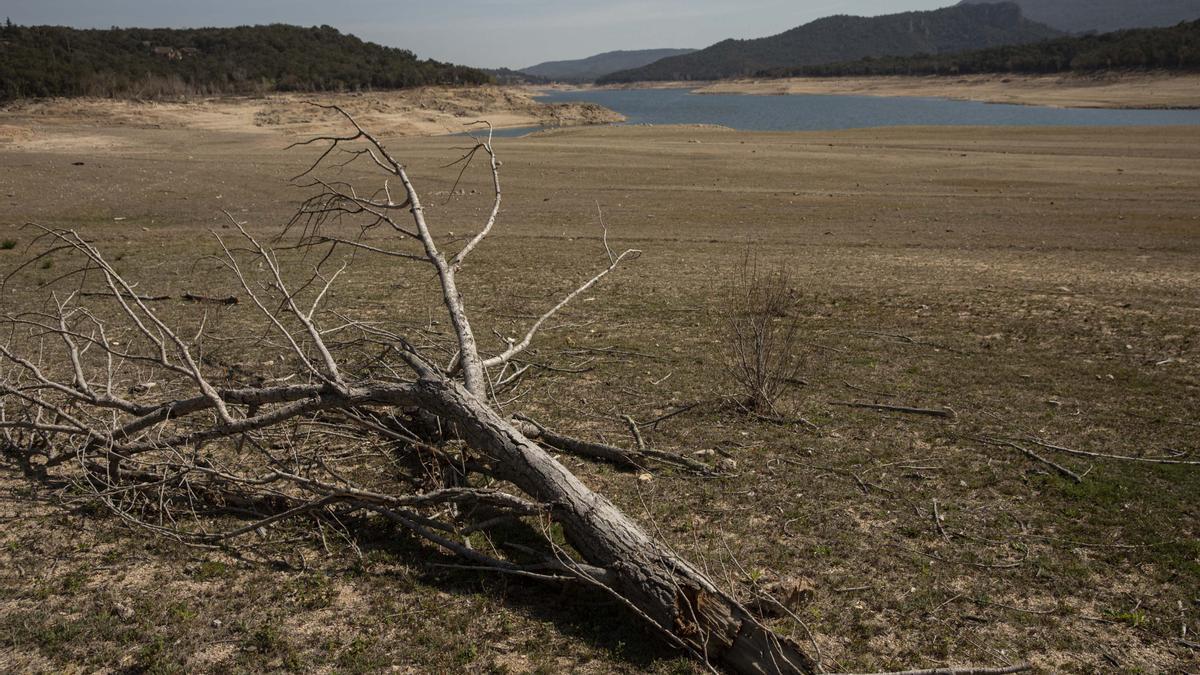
[404,375,817,675]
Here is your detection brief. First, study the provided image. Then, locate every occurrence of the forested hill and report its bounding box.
[0,23,490,101]
[597,3,1061,83]
[764,19,1200,77]
[959,0,1200,35]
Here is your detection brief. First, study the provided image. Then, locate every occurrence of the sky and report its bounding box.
[4,0,956,69]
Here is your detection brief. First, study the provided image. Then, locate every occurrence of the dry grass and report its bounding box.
[0,106,1197,673]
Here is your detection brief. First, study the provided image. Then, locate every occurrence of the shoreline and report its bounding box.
[0,86,624,149]
[687,72,1200,110]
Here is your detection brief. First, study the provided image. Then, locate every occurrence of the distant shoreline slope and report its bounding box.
[597,3,1060,83]
[959,0,1200,34]
[521,49,696,83]
[484,68,550,86]
[764,19,1200,77]
[0,23,490,101]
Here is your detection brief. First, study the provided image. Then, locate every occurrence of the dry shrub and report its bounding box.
[723,252,804,415]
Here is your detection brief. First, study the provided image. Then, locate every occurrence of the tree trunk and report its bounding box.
[405,375,817,675]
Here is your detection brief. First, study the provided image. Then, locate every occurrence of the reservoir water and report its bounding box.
[508,87,1200,135]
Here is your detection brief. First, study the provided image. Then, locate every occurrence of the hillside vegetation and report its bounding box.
[765,19,1200,77]
[598,3,1060,83]
[0,22,489,101]
[959,0,1200,34]
[521,48,696,82]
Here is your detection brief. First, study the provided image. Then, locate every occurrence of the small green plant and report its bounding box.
[60,571,87,593]
[246,623,285,654]
[0,239,16,250]
[189,560,230,581]
[168,602,197,622]
[1107,608,1149,628]
[285,573,335,610]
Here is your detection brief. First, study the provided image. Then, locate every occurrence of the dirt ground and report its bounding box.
[0,94,1197,673]
[693,72,1200,109]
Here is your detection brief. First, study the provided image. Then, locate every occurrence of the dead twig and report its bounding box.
[1021,437,1200,466]
[845,665,1031,675]
[831,401,955,419]
[79,291,171,301]
[621,414,646,450]
[975,437,1083,483]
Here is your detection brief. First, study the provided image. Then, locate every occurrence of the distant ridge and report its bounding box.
[521,49,696,82]
[0,23,490,101]
[598,3,1061,83]
[959,0,1200,34]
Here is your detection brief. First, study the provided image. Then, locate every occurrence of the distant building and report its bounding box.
[151,46,182,60]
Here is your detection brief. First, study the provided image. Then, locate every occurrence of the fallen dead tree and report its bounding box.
[0,109,816,673]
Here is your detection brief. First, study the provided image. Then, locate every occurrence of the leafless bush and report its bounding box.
[723,251,804,415]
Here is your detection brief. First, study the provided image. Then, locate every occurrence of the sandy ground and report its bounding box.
[0,86,622,152]
[692,72,1200,109]
[0,94,1197,673]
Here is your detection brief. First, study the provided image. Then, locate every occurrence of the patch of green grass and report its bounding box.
[60,570,87,594]
[336,636,392,673]
[284,572,336,610]
[36,619,84,650]
[1140,539,1200,583]
[244,622,286,655]
[134,635,180,674]
[168,601,197,622]
[0,239,16,250]
[190,560,231,581]
[1057,474,1129,508]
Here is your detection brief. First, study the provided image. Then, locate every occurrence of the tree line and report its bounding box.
[762,18,1200,77]
[0,22,491,101]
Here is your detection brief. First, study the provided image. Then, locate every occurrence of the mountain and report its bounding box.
[0,23,490,101]
[597,3,1061,83]
[521,48,696,82]
[959,0,1200,34]
[766,19,1200,77]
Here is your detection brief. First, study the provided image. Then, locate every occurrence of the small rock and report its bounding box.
[751,577,815,616]
[637,473,654,483]
[114,602,135,621]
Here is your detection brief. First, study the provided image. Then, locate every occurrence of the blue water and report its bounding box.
[524,87,1200,133]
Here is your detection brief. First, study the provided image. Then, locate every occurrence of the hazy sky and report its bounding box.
[4,1,954,68]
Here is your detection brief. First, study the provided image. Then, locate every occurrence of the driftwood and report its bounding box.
[181,291,239,305]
